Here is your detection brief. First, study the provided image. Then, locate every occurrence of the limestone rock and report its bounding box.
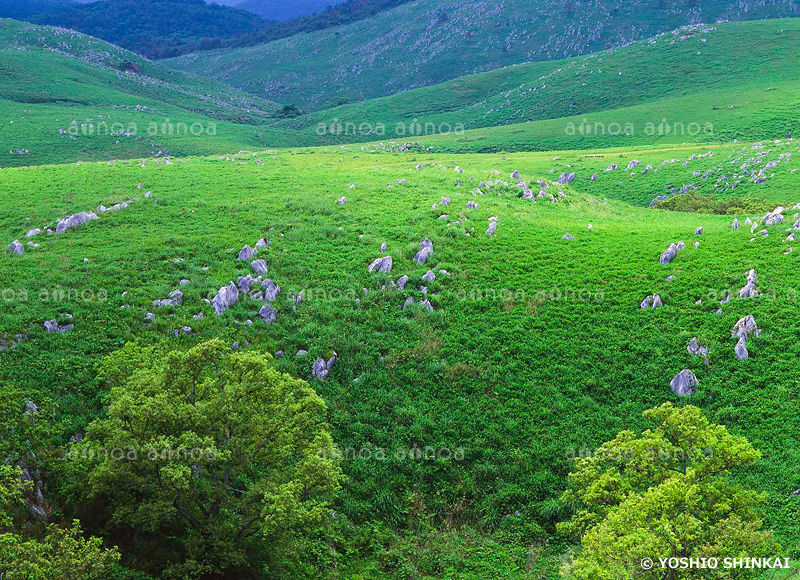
[237,245,257,261]
[670,369,698,396]
[258,304,277,323]
[312,353,337,380]
[56,211,97,234]
[251,259,268,275]
[152,289,183,308]
[368,256,393,273]
[211,283,239,315]
[414,239,433,264]
[732,315,760,339]
[735,336,749,360]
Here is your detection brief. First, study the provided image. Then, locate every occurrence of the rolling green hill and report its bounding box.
[295,19,800,148]
[0,19,323,166]
[165,0,800,111]
[4,18,800,168]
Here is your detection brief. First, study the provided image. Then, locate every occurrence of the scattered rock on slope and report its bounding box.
[312,353,337,380]
[368,256,393,273]
[56,211,97,234]
[211,282,239,315]
[670,369,698,396]
[414,239,434,264]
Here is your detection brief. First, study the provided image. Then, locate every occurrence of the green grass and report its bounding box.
[2,140,800,576]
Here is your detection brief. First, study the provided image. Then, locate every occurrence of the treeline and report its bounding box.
[31,0,266,58]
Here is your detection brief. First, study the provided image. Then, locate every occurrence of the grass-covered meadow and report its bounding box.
[3,139,800,576]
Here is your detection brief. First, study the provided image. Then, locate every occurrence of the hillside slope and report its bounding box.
[298,20,800,138]
[165,0,800,110]
[0,19,316,166]
[32,0,267,58]
[234,0,348,20]
[2,140,799,576]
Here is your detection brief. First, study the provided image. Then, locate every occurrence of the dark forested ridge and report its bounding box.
[9,0,417,58]
[29,0,266,58]
[232,0,348,21]
[0,0,75,18]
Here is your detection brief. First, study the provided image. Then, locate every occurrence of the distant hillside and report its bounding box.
[296,19,800,147]
[0,0,75,18]
[0,19,316,166]
[234,0,348,21]
[33,0,267,58]
[167,0,800,111]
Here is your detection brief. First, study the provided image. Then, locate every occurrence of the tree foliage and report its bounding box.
[559,403,777,579]
[76,340,343,578]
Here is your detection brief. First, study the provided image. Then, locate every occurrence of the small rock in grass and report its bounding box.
[732,315,760,339]
[152,289,183,308]
[251,259,268,275]
[258,304,277,323]
[414,239,434,264]
[368,256,393,273]
[687,337,708,359]
[44,319,73,333]
[211,283,239,315]
[7,240,24,254]
[670,369,698,396]
[735,336,749,360]
[56,211,97,234]
[261,279,280,302]
[312,353,337,380]
[237,245,257,261]
[659,243,678,264]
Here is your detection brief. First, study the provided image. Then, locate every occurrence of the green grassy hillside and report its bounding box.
[0,19,321,166]
[165,0,800,111]
[5,18,800,168]
[294,19,800,148]
[2,138,799,576]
